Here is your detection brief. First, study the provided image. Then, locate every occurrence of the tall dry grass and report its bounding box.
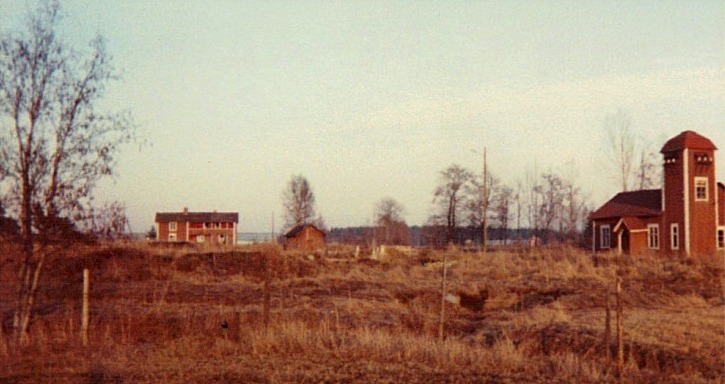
[1,241,722,383]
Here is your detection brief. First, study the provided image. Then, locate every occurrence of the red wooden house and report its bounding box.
[284,224,326,251]
[590,131,724,256]
[155,208,238,245]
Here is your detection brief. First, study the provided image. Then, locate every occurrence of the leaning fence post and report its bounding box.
[82,268,90,347]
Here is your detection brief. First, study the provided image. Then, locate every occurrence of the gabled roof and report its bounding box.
[155,211,238,223]
[613,217,647,233]
[589,189,661,220]
[285,224,325,238]
[661,130,717,153]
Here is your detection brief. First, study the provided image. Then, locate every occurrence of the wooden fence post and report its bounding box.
[438,252,448,341]
[616,276,624,379]
[263,255,270,330]
[82,268,89,347]
[604,287,611,367]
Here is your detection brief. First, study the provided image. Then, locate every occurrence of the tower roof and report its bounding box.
[660,130,717,153]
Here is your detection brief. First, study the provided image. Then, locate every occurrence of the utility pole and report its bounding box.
[482,147,488,256]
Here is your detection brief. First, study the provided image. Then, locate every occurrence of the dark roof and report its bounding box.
[661,130,717,153]
[589,189,661,220]
[285,224,325,238]
[155,211,238,223]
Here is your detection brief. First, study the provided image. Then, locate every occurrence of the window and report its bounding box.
[695,177,708,201]
[718,228,724,249]
[648,224,659,249]
[168,233,177,241]
[196,235,205,243]
[600,225,611,249]
[670,223,679,250]
[169,221,177,231]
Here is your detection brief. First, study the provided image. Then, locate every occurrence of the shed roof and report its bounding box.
[660,130,717,153]
[155,211,238,223]
[285,224,325,238]
[589,189,661,220]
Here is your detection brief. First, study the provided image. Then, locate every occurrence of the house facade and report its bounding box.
[590,131,724,256]
[284,224,326,251]
[155,208,238,245]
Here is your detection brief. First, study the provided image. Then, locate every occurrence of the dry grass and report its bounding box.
[1,241,723,383]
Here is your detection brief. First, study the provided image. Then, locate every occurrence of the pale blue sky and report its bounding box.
[1,1,723,233]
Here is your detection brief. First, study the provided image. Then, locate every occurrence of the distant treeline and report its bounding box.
[327,225,590,248]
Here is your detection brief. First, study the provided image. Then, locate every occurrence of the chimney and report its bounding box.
[183,207,188,215]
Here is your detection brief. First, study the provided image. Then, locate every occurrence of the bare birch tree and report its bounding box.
[635,150,660,190]
[513,180,524,241]
[0,0,135,344]
[465,171,498,246]
[281,174,316,231]
[493,185,512,245]
[524,167,542,239]
[605,110,636,192]
[432,164,474,244]
[537,173,565,241]
[374,197,409,245]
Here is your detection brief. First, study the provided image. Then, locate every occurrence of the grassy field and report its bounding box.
[1,241,723,383]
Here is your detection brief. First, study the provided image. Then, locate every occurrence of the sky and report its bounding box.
[1,0,723,233]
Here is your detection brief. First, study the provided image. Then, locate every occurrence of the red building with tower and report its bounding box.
[590,131,724,256]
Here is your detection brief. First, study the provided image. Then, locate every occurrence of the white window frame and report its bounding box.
[670,223,679,250]
[600,225,611,249]
[169,221,177,232]
[196,235,205,243]
[648,224,660,249]
[168,233,177,241]
[694,177,708,202]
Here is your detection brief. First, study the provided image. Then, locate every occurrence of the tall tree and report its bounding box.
[0,0,135,343]
[281,174,316,231]
[537,173,565,241]
[524,167,542,238]
[374,197,409,245]
[493,185,512,245]
[559,162,589,243]
[88,201,131,241]
[432,164,474,244]
[635,150,660,190]
[605,110,636,192]
[513,180,524,241]
[561,178,586,242]
[465,172,498,244]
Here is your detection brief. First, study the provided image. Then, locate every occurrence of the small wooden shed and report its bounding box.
[284,224,326,251]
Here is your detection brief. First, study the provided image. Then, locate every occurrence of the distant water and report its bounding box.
[237,232,275,244]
